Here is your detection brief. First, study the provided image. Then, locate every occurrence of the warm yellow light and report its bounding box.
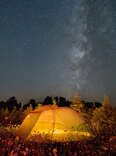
[27,115,30,118]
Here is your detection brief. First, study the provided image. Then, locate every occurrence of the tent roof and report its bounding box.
[29,105,57,114]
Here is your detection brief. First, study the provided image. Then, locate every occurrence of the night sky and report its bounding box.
[0,0,116,105]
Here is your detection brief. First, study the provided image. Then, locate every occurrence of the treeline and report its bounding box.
[0,96,102,112]
[0,95,102,125]
[0,97,37,112]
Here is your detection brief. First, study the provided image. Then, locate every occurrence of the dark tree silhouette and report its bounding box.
[54,96,59,105]
[66,100,71,107]
[58,97,67,107]
[6,96,18,112]
[43,96,53,105]
[95,102,102,108]
[0,101,6,109]
[23,104,30,110]
[28,99,37,109]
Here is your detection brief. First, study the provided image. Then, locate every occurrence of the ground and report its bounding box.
[0,124,116,156]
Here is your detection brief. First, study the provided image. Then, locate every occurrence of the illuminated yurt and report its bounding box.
[17,105,91,141]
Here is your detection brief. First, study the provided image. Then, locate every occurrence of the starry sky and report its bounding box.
[0,0,116,105]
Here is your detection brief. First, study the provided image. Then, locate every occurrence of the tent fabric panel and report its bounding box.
[29,109,66,136]
[17,113,40,137]
[55,108,84,129]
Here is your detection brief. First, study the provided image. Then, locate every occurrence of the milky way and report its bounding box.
[65,0,116,103]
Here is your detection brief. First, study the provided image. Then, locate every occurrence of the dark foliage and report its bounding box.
[0,131,116,156]
[43,96,53,105]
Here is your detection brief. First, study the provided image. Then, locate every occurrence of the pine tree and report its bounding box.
[71,94,83,112]
[90,95,116,135]
[102,94,111,109]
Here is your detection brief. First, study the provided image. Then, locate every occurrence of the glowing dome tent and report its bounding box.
[17,105,91,141]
